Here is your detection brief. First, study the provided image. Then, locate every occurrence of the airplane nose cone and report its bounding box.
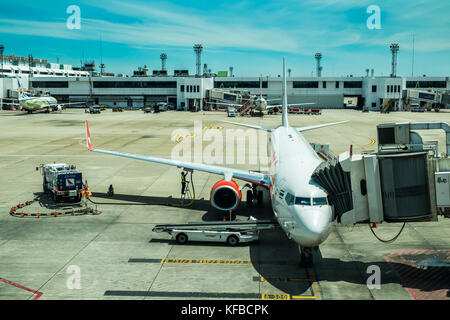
[304,215,330,235]
[292,206,332,247]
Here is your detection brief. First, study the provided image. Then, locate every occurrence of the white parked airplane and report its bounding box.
[3,79,84,113]
[84,58,347,266]
[210,75,315,116]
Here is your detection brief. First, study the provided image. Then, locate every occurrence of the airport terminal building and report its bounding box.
[0,53,448,111]
[23,75,449,111]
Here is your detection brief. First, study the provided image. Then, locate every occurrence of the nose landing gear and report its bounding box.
[300,246,314,267]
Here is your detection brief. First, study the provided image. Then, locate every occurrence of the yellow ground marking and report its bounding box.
[291,295,316,299]
[307,268,322,300]
[173,123,223,144]
[158,259,317,300]
[203,124,224,130]
[160,258,252,265]
[261,293,291,300]
[260,276,313,282]
[174,133,196,144]
[334,135,376,153]
[354,135,376,150]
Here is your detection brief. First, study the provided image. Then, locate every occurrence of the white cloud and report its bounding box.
[0,0,448,58]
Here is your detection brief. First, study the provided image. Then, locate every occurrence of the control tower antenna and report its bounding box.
[390,43,399,77]
[315,53,322,77]
[194,44,203,77]
[160,53,167,71]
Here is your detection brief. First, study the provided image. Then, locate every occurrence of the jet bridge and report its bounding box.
[312,122,450,225]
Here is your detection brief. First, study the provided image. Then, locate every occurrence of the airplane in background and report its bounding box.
[84,58,348,266]
[209,75,315,116]
[2,79,84,113]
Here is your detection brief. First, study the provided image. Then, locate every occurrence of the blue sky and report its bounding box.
[0,0,449,77]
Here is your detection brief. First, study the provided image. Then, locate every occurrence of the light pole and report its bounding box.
[27,54,33,97]
[28,54,33,78]
[0,45,4,111]
[0,45,4,78]
[193,44,203,77]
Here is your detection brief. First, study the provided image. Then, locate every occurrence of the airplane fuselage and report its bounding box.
[20,96,57,111]
[268,126,333,247]
[253,97,267,112]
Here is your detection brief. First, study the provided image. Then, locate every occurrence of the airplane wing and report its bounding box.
[47,102,86,107]
[219,120,273,132]
[85,121,270,186]
[297,120,348,132]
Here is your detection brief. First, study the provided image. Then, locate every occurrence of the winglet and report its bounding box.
[85,120,95,151]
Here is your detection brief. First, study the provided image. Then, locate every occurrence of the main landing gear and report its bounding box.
[246,185,264,208]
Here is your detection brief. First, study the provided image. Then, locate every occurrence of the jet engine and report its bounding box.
[210,180,242,211]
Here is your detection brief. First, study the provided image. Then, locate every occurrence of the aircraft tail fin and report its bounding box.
[281,57,289,127]
[17,78,28,101]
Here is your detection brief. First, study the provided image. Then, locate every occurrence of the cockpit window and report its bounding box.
[312,197,328,206]
[285,193,294,206]
[295,197,311,206]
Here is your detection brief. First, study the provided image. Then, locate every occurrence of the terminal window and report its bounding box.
[335,82,339,88]
[214,81,268,89]
[93,81,177,88]
[293,81,319,88]
[343,81,362,88]
[372,85,377,92]
[31,81,69,88]
[406,81,446,88]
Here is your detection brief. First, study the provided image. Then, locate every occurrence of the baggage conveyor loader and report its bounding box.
[152,218,278,246]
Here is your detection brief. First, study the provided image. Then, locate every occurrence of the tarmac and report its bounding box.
[0,108,449,300]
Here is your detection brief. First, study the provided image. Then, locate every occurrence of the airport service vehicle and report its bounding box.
[227,106,237,117]
[152,218,277,246]
[84,58,347,266]
[112,107,124,112]
[86,106,101,114]
[157,102,169,111]
[39,163,83,202]
[168,229,257,246]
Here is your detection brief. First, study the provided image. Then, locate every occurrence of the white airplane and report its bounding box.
[84,58,348,266]
[3,79,84,113]
[210,75,315,116]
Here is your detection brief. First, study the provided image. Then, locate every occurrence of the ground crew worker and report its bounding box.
[107,184,114,196]
[181,171,188,195]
